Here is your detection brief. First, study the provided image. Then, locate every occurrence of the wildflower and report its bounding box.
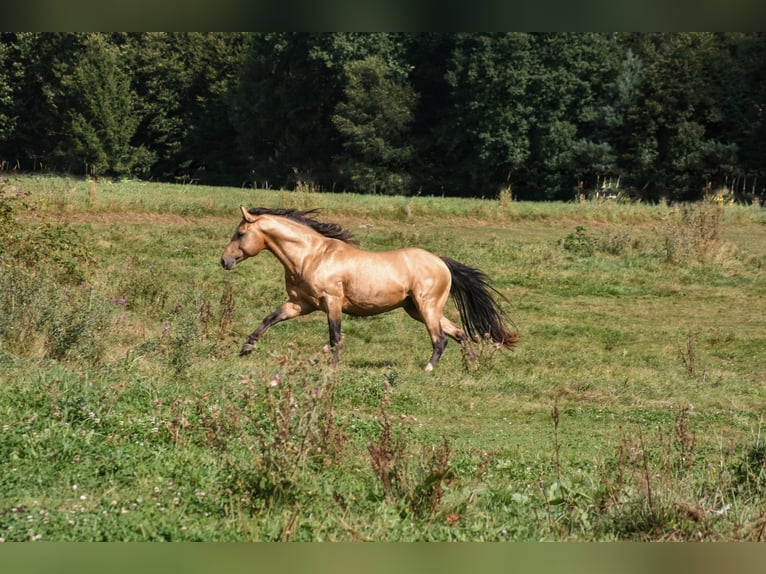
[118,297,126,306]
[715,504,731,516]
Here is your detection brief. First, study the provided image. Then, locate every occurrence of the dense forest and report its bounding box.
[1,32,765,201]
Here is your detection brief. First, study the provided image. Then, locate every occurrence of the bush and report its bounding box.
[561,226,596,257]
[661,203,724,265]
[0,180,104,362]
[1,181,94,284]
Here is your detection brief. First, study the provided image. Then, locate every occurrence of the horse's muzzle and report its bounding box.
[220,256,237,270]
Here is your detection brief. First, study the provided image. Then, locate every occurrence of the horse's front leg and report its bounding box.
[240,301,306,356]
[322,296,343,367]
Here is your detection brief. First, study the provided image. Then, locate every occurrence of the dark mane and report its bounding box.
[247,207,355,243]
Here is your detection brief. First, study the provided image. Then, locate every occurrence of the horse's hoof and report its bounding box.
[424,363,434,372]
[240,343,254,356]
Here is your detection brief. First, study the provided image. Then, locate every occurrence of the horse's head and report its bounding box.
[220,206,265,270]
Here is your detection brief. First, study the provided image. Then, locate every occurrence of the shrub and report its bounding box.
[661,203,724,265]
[368,385,453,518]
[222,355,346,506]
[1,180,94,284]
[561,225,596,257]
[733,438,766,495]
[1,180,104,362]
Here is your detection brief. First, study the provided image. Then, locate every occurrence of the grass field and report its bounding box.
[1,175,765,541]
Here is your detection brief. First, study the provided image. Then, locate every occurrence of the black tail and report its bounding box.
[441,257,520,349]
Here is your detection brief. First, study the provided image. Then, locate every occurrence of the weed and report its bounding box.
[460,334,504,375]
[661,203,724,265]
[597,230,636,256]
[367,385,454,518]
[409,436,452,518]
[561,225,596,257]
[672,405,696,470]
[164,302,203,376]
[368,386,408,501]
[498,184,514,208]
[679,329,698,377]
[115,259,170,317]
[733,420,766,495]
[1,182,93,284]
[39,285,110,364]
[199,287,236,358]
[552,400,562,479]
[222,356,346,507]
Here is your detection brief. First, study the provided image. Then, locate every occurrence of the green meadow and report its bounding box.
[1,175,765,541]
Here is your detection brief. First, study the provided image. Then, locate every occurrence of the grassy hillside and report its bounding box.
[1,175,766,541]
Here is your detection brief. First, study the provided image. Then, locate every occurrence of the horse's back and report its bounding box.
[347,245,447,278]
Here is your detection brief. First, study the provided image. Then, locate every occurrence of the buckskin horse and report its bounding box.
[220,206,519,370]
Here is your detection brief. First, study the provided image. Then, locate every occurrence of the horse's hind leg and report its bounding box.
[240,301,306,355]
[403,297,447,371]
[441,317,476,362]
[425,328,447,372]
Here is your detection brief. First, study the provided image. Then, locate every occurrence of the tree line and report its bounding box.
[1,32,764,201]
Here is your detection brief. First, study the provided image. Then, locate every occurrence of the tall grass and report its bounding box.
[1,175,765,541]
[19,173,766,225]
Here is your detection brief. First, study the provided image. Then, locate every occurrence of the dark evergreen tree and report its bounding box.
[429,33,534,198]
[332,55,417,194]
[524,33,623,200]
[229,32,409,190]
[125,32,248,183]
[62,33,146,176]
[4,33,88,171]
[0,32,762,201]
[0,36,16,149]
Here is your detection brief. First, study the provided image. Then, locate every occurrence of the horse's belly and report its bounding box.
[342,289,407,316]
[342,300,404,317]
[341,280,409,316]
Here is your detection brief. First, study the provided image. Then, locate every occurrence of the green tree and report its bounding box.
[4,33,88,171]
[332,55,417,194]
[125,32,248,183]
[433,33,534,197]
[524,33,623,200]
[613,33,746,200]
[62,34,145,176]
[229,32,409,190]
[0,36,16,147]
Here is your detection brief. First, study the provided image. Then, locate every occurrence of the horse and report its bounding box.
[220,206,520,371]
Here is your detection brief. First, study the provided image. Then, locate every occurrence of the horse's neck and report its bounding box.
[260,218,321,274]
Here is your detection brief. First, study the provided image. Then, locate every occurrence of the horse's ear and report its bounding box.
[240,205,256,223]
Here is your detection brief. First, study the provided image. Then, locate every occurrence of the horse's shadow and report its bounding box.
[348,359,397,369]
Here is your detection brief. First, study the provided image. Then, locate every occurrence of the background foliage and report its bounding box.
[1,33,765,201]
